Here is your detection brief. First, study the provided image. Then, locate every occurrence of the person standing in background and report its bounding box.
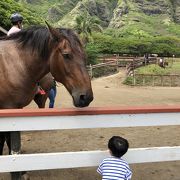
[48,78,57,108]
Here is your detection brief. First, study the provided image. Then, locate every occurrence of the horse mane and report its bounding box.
[5,26,50,59]
[5,26,85,60]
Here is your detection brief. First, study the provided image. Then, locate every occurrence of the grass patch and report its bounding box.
[123,60,180,86]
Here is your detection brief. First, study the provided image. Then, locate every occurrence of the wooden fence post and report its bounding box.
[142,75,145,86]
[89,64,93,79]
[116,60,119,72]
[170,76,173,87]
[161,75,163,86]
[152,75,155,86]
[133,72,136,86]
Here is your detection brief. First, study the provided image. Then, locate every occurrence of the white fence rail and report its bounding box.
[1,147,180,173]
[0,106,180,173]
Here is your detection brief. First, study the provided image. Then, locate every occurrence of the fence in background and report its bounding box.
[87,56,160,78]
[133,74,180,86]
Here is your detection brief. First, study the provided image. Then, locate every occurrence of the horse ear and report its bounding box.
[45,21,63,42]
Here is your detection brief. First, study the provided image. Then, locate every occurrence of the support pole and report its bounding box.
[10,131,21,180]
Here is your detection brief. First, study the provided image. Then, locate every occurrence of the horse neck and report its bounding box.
[19,48,50,82]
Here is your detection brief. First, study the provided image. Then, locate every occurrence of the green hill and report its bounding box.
[16,0,180,37]
[1,0,179,58]
[1,0,180,37]
[0,0,43,30]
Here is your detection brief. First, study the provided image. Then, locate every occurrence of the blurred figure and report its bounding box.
[7,13,23,36]
[48,78,57,108]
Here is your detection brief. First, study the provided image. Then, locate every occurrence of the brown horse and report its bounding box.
[34,73,55,108]
[0,24,93,156]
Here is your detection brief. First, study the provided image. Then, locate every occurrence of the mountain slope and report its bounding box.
[2,0,180,38]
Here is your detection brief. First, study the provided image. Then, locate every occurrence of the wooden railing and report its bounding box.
[133,74,180,86]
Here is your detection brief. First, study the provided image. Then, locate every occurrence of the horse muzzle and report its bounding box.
[72,90,93,107]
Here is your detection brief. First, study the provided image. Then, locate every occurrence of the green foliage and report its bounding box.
[74,13,103,45]
[85,43,100,65]
[124,62,180,86]
[123,76,134,85]
[0,0,43,30]
[136,64,167,75]
[90,32,180,57]
[1,0,180,60]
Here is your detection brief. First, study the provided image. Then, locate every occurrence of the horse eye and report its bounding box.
[62,53,71,59]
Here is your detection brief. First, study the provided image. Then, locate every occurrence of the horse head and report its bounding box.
[46,23,93,107]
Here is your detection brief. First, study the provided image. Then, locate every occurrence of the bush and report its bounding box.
[88,33,180,57]
[0,0,43,30]
[123,76,134,85]
[85,43,100,65]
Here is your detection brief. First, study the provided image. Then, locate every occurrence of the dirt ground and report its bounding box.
[1,69,180,180]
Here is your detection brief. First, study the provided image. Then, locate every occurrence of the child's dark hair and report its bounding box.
[108,136,129,158]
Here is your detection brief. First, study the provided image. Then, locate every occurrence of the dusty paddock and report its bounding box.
[1,71,180,180]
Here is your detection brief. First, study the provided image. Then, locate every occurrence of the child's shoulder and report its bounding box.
[103,157,129,166]
[103,156,121,162]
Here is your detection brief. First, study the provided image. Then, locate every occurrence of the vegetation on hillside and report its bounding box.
[0,0,180,64]
[86,33,180,60]
[75,14,103,46]
[0,0,42,30]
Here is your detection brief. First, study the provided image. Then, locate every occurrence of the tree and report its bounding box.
[0,0,42,31]
[74,13,103,46]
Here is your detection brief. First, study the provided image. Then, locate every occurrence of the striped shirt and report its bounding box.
[97,156,132,180]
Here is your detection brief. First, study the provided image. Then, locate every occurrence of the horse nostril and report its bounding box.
[80,94,86,101]
[73,93,93,107]
[79,94,89,107]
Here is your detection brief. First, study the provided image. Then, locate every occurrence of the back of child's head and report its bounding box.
[108,136,129,158]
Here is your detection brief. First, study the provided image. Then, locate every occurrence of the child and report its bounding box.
[97,136,132,180]
[7,13,23,36]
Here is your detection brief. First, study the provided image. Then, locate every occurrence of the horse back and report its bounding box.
[0,41,37,108]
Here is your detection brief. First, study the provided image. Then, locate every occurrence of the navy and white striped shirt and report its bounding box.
[97,156,132,180]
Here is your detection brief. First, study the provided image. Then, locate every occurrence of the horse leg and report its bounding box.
[34,94,48,108]
[5,132,11,155]
[1,133,28,179]
[6,132,30,180]
[6,131,22,179]
[0,132,5,155]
